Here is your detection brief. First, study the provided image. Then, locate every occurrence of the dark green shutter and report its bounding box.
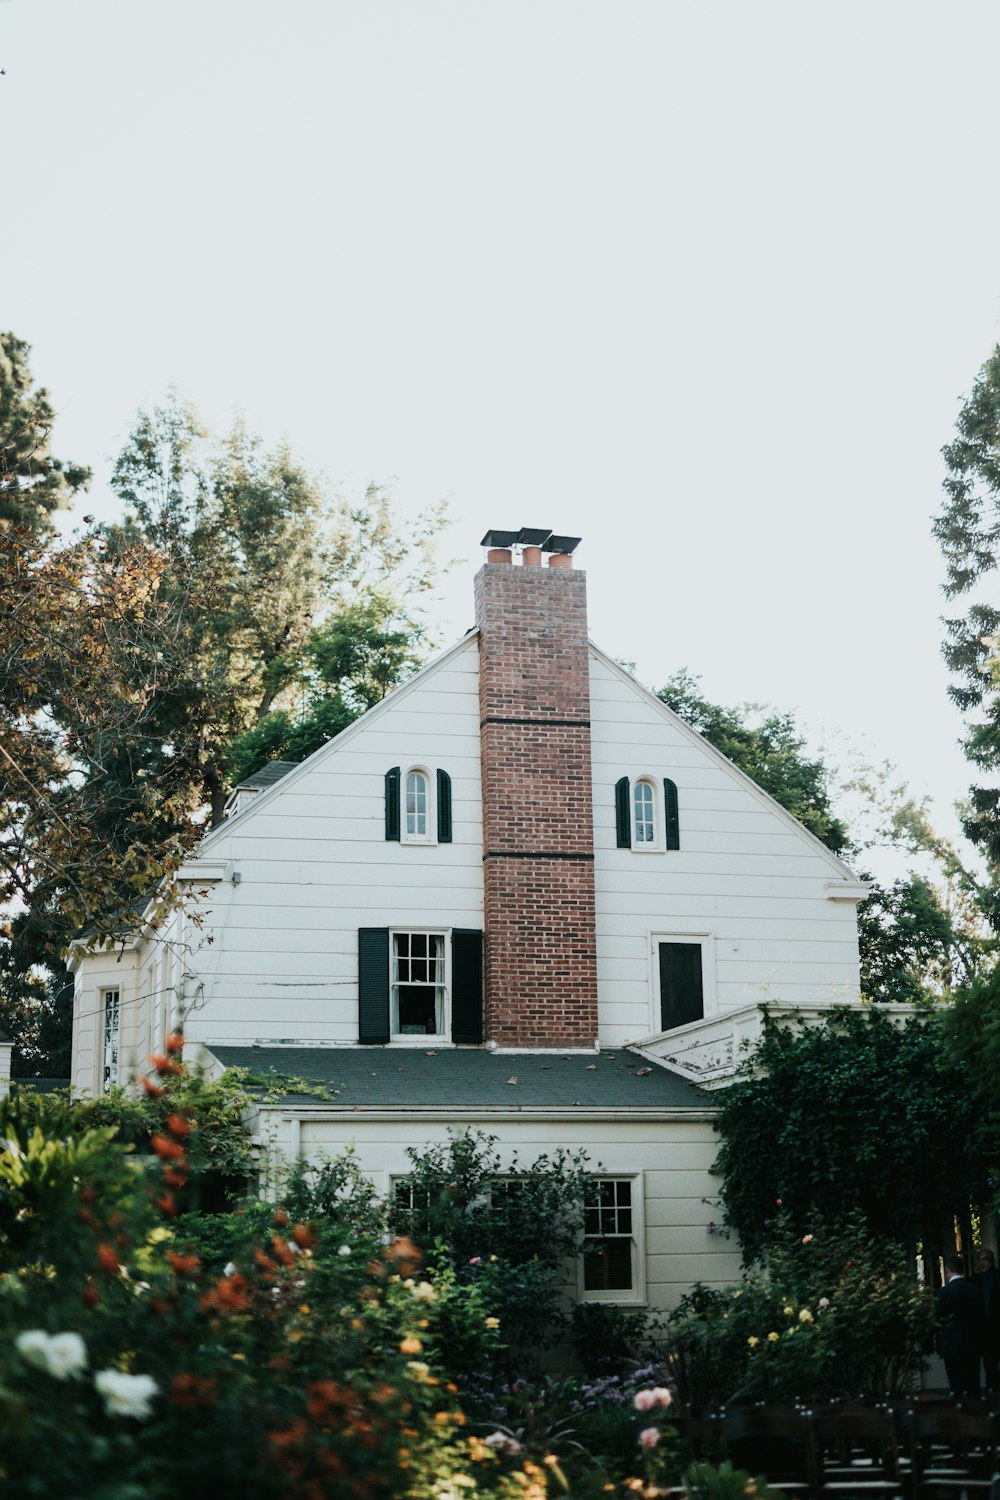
[385,766,400,841]
[358,928,390,1043]
[664,778,680,850]
[615,777,631,848]
[437,769,452,843]
[451,928,483,1044]
[658,941,703,1031]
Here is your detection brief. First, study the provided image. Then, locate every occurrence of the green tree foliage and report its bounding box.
[0,332,90,529]
[657,670,849,852]
[712,1007,990,1265]
[934,345,1000,918]
[856,873,975,1002]
[941,965,1000,1187]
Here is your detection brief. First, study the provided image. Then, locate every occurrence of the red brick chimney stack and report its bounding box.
[475,531,599,1049]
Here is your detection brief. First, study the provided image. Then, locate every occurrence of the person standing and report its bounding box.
[936,1253,984,1398]
[974,1246,1000,1392]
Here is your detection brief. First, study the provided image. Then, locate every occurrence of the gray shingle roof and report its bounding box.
[234,760,299,792]
[205,1045,711,1111]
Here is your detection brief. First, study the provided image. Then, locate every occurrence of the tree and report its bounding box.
[657,670,849,852]
[0,332,90,529]
[712,1007,990,1265]
[934,345,1000,922]
[856,873,977,1002]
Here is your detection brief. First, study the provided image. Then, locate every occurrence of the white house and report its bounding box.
[69,530,869,1311]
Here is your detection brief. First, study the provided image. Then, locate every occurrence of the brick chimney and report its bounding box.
[475,531,598,1049]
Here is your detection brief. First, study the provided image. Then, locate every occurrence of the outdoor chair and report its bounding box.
[722,1406,819,1496]
[905,1408,1000,1499]
[809,1408,906,1500]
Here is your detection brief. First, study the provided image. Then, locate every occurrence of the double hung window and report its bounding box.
[391,931,445,1036]
[103,988,120,1091]
[581,1176,643,1302]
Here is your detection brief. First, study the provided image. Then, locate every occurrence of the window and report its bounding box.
[358,927,482,1045]
[633,780,655,845]
[615,776,680,850]
[102,988,120,1091]
[653,934,714,1033]
[581,1176,643,1302]
[384,767,452,843]
[392,931,446,1036]
[405,770,429,838]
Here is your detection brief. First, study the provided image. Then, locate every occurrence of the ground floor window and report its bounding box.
[103,988,120,1091]
[581,1176,644,1302]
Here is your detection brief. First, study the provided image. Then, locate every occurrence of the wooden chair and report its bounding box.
[809,1409,906,1500]
[722,1406,819,1497]
[905,1408,1000,1499]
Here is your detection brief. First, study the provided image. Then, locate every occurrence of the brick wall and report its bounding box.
[475,559,599,1048]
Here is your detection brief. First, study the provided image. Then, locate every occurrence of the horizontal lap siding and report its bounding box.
[269,1113,741,1310]
[588,653,863,1046]
[168,640,484,1050]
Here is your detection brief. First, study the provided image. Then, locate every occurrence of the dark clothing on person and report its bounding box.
[936,1275,984,1397]
[975,1266,1000,1391]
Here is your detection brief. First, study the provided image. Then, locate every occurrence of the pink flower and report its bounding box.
[802,1234,814,1245]
[468,1257,482,1265]
[639,1427,660,1450]
[634,1386,672,1412]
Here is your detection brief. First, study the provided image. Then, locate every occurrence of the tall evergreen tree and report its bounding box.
[0,332,90,529]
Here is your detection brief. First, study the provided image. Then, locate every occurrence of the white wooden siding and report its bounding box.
[257,1111,742,1312]
[588,651,863,1047]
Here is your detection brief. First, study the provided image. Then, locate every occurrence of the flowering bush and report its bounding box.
[668,1213,935,1407]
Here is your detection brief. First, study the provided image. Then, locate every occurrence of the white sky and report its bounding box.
[4,0,1000,870]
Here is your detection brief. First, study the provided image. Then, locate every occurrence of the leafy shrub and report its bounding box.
[668,1213,935,1408]
[570,1301,667,1377]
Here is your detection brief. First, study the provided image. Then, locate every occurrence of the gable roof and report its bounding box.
[588,642,862,882]
[205,1045,711,1113]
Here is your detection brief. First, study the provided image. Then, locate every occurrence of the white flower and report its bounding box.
[16,1329,87,1381]
[818,1297,830,1309]
[223,1262,237,1277]
[94,1369,159,1420]
[634,1386,672,1412]
[338,1245,352,1257]
[412,1280,436,1302]
[484,1431,521,1456]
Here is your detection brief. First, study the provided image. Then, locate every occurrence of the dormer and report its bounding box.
[223,760,298,819]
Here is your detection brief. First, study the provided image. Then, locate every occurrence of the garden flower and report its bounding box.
[406,1361,430,1380]
[400,1336,423,1354]
[94,1368,158,1419]
[338,1244,352,1257]
[767,1331,779,1342]
[818,1297,830,1309]
[802,1234,814,1244]
[484,1317,500,1329]
[635,1387,672,1411]
[412,1281,436,1301]
[484,1432,521,1456]
[16,1329,87,1380]
[799,1308,814,1323]
[639,1427,660,1450]
[469,1256,482,1265]
[747,1336,760,1348]
[783,1305,793,1316]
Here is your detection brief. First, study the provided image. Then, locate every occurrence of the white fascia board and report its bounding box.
[261,1105,719,1125]
[66,933,141,971]
[588,643,862,883]
[197,631,481,849]
[176,860,229,883]
[823,880,872,902]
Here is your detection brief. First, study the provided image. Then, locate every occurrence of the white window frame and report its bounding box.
[102,987,121,1092]
[649,931,716,1035]
[630,776,663,852]
[401,765,436,845]
[389,928,450,1042]
[579,1173,646,1306]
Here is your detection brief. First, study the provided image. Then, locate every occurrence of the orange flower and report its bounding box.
[149,1053,182,1076]
[399,1336,423,1355]
[165,1031,184,1054]
[271,1235,297,1267]
[268,1419,308,1449]
[170,1372,217,1408]
[387,1236,422,1276]
[96,1243,120,1275]
[273,1208,289,1228]
[81,1279,100,1308]
[291,1223,317,1251]
[165,1113,194,1137]
[200,1273,252,1314]
[254,1248,277,1274]
[167,1250,200,1277]
[141,1076,165,1097]
[305,1380,352,1421]
[155,1192,178,1217]
[151,1133,186,1161]
[162,1167,187,1189]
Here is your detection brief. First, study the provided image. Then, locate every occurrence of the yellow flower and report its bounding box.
[485,1316,500,1329]
[768,1331,779,1342]
[406,1361,430,1380]
[747,1336,760,1348]
[799,1308,814,1323]
[783,1305,793,1316]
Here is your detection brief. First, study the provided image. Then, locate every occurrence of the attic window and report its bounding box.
[405,770,429,840]
[385,767,453,843]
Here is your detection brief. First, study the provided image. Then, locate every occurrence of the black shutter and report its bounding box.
[658,941,703,1031]
[615,777,631,848]
[358,928,390,1043]
[664,778,680,850]
[437,769,453,843]
[385,766,400,841]
[451,928,484,1044]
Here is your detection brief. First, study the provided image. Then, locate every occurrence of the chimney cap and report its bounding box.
[480,529,519,549]
[516,526,553,546]
[542,534,582,555]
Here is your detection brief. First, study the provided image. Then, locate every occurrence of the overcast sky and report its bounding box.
[3,0,999,869]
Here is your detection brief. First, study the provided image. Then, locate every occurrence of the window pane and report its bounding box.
[583,1239,633,1291]
[658,942,704,1031]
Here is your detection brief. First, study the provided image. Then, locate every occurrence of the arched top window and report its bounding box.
[405,768,429,840]
[615,776,680,851]
[385,766,452,844]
